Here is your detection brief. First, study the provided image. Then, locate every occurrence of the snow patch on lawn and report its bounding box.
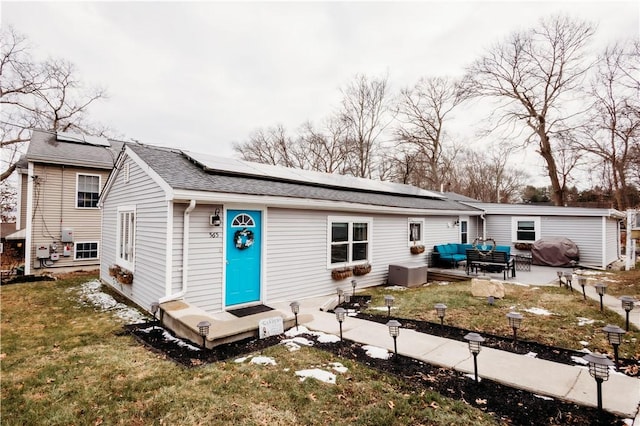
[534,394,554,401]
[329,362,348,373]
[524,352,538,358]
[523,307,554,316]
[285,326,341,343]
[571,356,589,365]
[250,356,277,366]
[76,280,148,324]
[577,317,595,326]
[362,345,391,360]
[384,285,407,291]
[138,327,201,351]
[281,336,314,351]
[295,368,336,384]
[371,306,395,312]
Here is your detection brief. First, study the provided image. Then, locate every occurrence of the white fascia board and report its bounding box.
[171,189,481,216]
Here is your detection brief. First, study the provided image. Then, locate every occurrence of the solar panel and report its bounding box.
[183,150,444,199]
[56,131,110,147]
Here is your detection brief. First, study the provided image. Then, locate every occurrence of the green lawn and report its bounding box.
[1,273,498,426]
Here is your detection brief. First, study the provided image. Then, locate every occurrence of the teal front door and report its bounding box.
[225,210,261,306]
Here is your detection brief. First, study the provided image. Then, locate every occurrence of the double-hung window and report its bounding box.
[117,206,136,270]
[329,217,371,266]
[77,174,100,208]
[512,217,540,242]
[407,218,424,246]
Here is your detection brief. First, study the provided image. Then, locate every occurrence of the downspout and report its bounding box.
[159,200,196,303]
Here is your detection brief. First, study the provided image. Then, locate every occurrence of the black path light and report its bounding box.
[506,311,523,343]
[150,302,160,327]
[595,282,607,312]
[577,275,588,300]
[336,288,344,305]
[386,319,402,362]
[464,332,485,383]
[196,320,210,349]
[335,307,346,342]
[351,279,357,297]
[563,272,573,292]
[434,303,447,325]
[384,295,395,317]
[290,301,300,330]
[620,296,636,331]
[556,271,564,287]
[602,324,625,369]
[582,352,614,413]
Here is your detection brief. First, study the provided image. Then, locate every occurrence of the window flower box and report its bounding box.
[109,264,121,277]
[410,245,425,254]
[331,267,353,280]
[353,263,371,276]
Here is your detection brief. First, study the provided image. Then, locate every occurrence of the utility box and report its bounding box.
[36,246,50,259]
[63,245,72,257]
[388,263,428,288]
[50,252,60,261]
[61,228,74,242]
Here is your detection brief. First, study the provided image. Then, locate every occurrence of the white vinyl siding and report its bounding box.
[100,157,168,311]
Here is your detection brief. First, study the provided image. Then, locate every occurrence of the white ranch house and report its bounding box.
[99,143,482,314]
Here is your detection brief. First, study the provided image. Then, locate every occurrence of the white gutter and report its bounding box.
[159,199,196,303]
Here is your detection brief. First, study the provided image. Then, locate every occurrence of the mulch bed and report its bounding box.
[126,321,629,425]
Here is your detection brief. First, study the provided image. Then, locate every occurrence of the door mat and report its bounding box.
[227,305,274,318]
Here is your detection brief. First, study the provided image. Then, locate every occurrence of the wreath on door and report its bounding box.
[234,228,254,250]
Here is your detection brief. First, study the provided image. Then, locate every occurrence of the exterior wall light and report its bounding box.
[210,209,222,227]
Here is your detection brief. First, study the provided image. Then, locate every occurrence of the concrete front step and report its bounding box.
[158,300,310,349]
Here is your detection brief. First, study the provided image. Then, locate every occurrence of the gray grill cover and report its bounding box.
[531,237,580,267]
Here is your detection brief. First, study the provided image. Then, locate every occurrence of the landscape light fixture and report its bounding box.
[335,307,346,342]
[150,302,159,327]
[386,319,402,362]
[506,311,523,343]
[464,332,485,383]
[556,271,564,287]
[563,272,573,292]
[290,301,300,330]
[196,320,210,349]
[434,303,447,325]
[582,352,614,413]
[577,275,588,300]
[384,295,395,317]
[351,279,357,297]
[620,296,635,331]
[602,324,625,368]
[337,288,344,305]
[595,282,607,312]
[344,293,351,305]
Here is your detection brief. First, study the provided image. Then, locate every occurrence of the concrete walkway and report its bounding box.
[270,295,639,420]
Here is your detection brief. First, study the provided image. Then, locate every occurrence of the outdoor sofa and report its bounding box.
[432,243,512,268]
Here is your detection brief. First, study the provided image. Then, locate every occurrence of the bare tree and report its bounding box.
[579,40,640,210]
[463,15,596,205]
[232,124,306,168]
[395,76,465,189]
[338,74,392,178]
[296,119,350,173]
[1,27,108,181]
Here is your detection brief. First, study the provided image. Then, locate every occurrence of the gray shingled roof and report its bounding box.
[128,143,480,212]
[27,129,124,169]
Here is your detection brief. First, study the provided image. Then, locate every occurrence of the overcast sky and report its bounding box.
[3,1,639,185]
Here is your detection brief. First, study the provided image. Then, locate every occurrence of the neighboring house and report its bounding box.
[461,202,625,270]
[15,129,123,275]
[99,143,482,314]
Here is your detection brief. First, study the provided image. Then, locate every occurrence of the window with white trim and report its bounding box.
[460,220,468,244]
[407,218,424,246]
[75,242,99,259]
[117,207,135,269]
[77,174,101,208]
[328,217,371,266]
[512,217,540,242]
